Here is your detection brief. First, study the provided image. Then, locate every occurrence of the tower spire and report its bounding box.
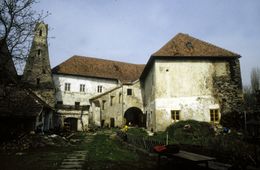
[22,22,55,107]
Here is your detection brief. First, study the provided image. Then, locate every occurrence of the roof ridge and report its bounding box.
[72,55,145,66]
[152,33,240,57]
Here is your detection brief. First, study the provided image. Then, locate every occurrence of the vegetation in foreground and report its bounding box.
[125,120,259,169]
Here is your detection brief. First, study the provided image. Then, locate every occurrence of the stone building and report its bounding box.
[22,22,55,107]
[52,56,144,130]
[90,80,145,128]
[22,22,55,130]
[140,33,243,131]
[50,33,243,132]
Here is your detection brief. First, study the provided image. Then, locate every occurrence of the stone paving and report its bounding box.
[58,135,95,170]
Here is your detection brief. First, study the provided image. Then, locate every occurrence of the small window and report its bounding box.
[36,78,40,85]
[210,109,220,123]
[38,49,41,56]
[65,83,71,91]
[57,101,63,105]
[110,96,114,106]
[42,69,46,74]
[102,100,106,110]
[119,93,122,103]
[97,85,102,93]
[80,84,85,92]
[39,29,42,36]
[171,110,180,122]
[75,102,80,109]
[127,89,132,95]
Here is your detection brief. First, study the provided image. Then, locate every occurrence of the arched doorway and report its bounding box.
[124,107,145,127]
[64,117,78,131]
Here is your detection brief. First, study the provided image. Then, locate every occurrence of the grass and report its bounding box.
[82,131,157,170]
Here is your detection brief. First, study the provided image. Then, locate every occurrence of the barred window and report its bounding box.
[210,109,219,123]
[171,110,180,122]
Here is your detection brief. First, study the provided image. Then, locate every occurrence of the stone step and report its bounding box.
[62,161,84,165]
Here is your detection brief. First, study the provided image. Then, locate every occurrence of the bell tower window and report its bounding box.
[39,29,42,36]
[37,78,40,85]
[38,49,41,56]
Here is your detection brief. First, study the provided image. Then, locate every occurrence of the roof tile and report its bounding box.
[52,56,145,83]
[152,33,240,57]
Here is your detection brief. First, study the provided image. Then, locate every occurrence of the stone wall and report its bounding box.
[213,58,244,115]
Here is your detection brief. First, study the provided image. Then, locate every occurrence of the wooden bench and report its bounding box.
[157,150,216,168]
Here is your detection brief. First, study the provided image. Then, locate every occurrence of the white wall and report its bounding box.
[142,59,229,131]
[53,74,119,105]
[153,59,227,131]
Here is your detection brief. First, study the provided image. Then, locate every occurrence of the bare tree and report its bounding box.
[0,0,49,73]
[250,67,260,93]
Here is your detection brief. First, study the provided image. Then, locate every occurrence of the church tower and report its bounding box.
[22,22,55,107]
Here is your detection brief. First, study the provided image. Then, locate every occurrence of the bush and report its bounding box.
[165,120,215,145]
[126,127,148,136]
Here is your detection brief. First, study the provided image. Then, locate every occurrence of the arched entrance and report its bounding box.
[124,107,145,127]
[64,117,78,131]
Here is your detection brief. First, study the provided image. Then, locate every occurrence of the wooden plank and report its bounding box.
[173,150,216,162]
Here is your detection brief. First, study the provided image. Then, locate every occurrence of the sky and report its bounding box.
[34,0,260,86]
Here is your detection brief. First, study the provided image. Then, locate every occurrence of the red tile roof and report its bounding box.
[140,33,241,80]
[152,33,240,57]
[52,56,145,83]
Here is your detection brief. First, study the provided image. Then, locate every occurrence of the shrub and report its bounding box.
[165,120,215,145]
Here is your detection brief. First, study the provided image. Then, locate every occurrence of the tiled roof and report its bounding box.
[152,33,240,57]
[140,33,240,80]
[52,56,145,83]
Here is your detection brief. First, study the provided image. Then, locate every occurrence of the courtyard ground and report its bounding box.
[1,129,252,170]
[0,129,158,170]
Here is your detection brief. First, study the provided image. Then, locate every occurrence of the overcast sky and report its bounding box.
[34,0,260,86]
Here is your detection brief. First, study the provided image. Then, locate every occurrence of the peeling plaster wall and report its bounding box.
[142,65,156,131]
[53,74,118,105]
[90,81,143,128]
[145,59,236,131]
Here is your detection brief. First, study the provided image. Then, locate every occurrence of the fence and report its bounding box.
[116,131,166,152]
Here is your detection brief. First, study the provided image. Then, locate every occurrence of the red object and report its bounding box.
[153,145,167,153]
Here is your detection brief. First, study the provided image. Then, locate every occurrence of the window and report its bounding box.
[38,49,41,56]
[110,96,114,106]
[75,102,80,109]
[127,88,132,95]
[102,100,106,110]
[57,101,63,105]
[39,29,42,36]
[65,83,71,91]
[210,109,220,123]
[80,84,85,92]
[42,69,46,74]
[36,78,40,85]
[97,85,102,93]
[171,110,180,122]
[119,93,122,103]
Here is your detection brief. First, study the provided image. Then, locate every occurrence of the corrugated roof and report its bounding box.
[52,55,145,83]
[152,33,240,57]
